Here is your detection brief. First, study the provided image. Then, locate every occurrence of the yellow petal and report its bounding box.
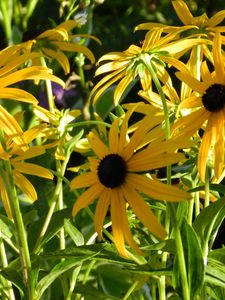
[128,173,190,202]
[214,111,225,180]
[72,183,103,217]
[88,132,109,159]
[207,10,225,27]
[0,66,65,88]
[13,170,37,201]
[0,87,38,104]
[114,73,133,105]
[109,118,119,153]
[52,41,95,64]
[0,105,27,148]
[12,162,53,179]
[70,172,97,189]
[213,32,225,83]
[94,189,110,239]
[43,48,70,74]
[12,146,45,161]
[0,176,12,218]
[110,189,129,257]
[122,182,167,239]
[172,0,194,25]
[176,72,207,94]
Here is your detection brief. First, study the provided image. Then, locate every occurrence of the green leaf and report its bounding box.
[64,218,84,246]
[193,197,225,247]
[28,208,71,252]
[75,283,119,300]
[35,253,96,300]
[0,267,24,298]
[173,220,204,299]
[205,257,225,288]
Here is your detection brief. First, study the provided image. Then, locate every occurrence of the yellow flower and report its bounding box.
[89,28,207,106]
[0,47,64,143]
[0,126,53,218]
[18,20,100,74]
[172,32,225,182]
[70,106,191,257]
[136,1,225,37]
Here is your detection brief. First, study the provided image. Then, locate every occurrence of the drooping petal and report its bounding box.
[0,66,65,88]
[0,176,12,218]
[110,188,129,257]
[12,161,53,179]
[114,73,133,105]
[0,105,27,148]
[94,188,110,239]
[70,172,97,189]
[0,87,38,103]
[43,48,70,74]
[213,32,225,83]
[213,111,225,180]
[128,173,190,202]
[52,41,95,64]
[122,182,167,239]
[13,171,37,201]
[72,183,103,217]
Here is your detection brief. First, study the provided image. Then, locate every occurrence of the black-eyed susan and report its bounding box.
[89,27,208,106]
[70,106,191,257]
[0,125,53,218]
[136,1,225,38]
[18,20,100,74]
[172,32,225,182]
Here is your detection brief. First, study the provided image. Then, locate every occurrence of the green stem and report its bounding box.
[0,0,12,45]
[0,230,16,300]
[33,151,70,254]
[123,280,139,300]
[40,57,55,113]
[56,160,66,251]
[170,204,190,300]
[143,58,171,300]
[2,160,34,299]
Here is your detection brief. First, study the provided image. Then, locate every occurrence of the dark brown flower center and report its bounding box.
[97,154,127,188]
[202,83,225,112]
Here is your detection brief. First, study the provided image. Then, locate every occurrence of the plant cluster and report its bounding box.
[0,0,224,299]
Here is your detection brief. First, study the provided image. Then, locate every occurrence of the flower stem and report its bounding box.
[0,230,16,300]
[2,159,34,299]
[40,57,55,113]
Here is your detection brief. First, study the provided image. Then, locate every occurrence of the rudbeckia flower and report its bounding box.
[70,106,191,257]
[89,28,207,106]
[19,20,100,74]
[172,32,225,182]
[0,126,53,218]
[136,1,225,37]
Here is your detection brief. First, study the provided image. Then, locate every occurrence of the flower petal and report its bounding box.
[72,183,103,217]
[88,132,109,159]
[12,162,53,179]
[109,118,119,153]
[70,172,97,189]
[122,182,167,239]
[128,173,190,202]
[110,188,129,257]
[13,171,37,201]
[94,189,110,239]
[172,0,194,25]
